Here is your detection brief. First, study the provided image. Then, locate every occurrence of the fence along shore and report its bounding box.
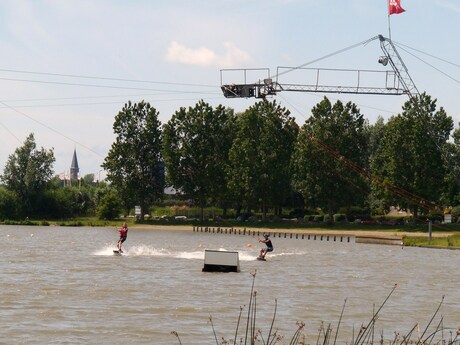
[192,226,404,245]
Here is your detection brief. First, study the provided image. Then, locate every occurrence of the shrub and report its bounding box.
[96,192,122,220]
[303,215,316,222]
[425,211,443,223]
[450,205,460,220]
[333,213,347,222]
[313,215,324,222]
[338,206,371,222]
[371,208,387,216]
[288,208,305,218]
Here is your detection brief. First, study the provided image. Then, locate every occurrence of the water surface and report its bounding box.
[1,225,458,344]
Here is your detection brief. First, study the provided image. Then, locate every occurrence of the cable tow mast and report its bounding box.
[220,34,417,100]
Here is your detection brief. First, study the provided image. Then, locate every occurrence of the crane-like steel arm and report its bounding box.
[220,34,417,100]
[378,35,420,99]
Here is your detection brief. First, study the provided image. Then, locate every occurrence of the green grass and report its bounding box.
[0,217,133,228]
[1,219,41,226]
[3,216,460,249]
[54,217,137,228]
[403,234,460,248]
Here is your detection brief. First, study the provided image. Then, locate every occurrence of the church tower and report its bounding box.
[70,148,80,180]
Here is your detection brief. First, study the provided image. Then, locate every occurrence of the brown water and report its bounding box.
[1,225,459,345]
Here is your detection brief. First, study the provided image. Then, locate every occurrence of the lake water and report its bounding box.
[1,225,459,345]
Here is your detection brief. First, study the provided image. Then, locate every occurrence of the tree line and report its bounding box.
[1,93,459,222]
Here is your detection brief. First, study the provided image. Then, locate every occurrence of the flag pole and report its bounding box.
[388,0,405,40]
[387,0,392,40]
[388,14,392,40]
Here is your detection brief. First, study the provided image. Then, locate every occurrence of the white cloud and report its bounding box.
[165,41,251,68]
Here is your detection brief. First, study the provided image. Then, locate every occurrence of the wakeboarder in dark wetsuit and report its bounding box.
[258,234,273,259]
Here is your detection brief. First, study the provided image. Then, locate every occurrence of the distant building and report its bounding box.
[70,148,79,180]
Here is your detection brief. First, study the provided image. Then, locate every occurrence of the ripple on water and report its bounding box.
[1,226,459,344]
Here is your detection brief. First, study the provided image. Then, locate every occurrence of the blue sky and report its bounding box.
[0,0,459,178]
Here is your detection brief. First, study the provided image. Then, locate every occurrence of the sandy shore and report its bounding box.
[130,224,449,239]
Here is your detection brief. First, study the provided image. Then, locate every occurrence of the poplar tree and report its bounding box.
[162,100,235,221]
[227,100,299,220]
[102,101,164,218]
[371,93,453,218]
[292,97,368,220]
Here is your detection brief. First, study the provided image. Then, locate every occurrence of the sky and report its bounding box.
[0,0,459,179]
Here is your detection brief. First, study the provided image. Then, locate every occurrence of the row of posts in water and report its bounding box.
[192,226,353,243]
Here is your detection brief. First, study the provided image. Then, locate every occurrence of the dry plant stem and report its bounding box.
[289,321,305,345]
[392,331,401,345]
[209,315,219,345]
[369,305,376,345]
[380,330,385,345]
[333,298,348,345]
[244,271,257,345]
[400,324,418,345]
[323,324,332,345]
[266,299,277,345]
[251,292,257,344]
[451,333,459,345]
[354,284,398,345]
[233,306,244,345]
[424,317,444,345]
[171,331,183,345]
[416,296,444,345]
[172,274,452,345]
[258,330,266,345]
[317,322,326,345]
[360,316,379,345]
[424,317,454,345]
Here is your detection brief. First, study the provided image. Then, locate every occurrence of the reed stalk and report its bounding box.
[173,277,457,345]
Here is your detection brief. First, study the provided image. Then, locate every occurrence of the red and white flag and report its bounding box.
[389,0,405,15]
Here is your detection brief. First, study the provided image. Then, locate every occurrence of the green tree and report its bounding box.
[1,133,55,218]
[366,116,385,162]
[43,181,97,219]
[0,185,20,220]
[83,173,95,185]
[162,100,236,221]
[102,101,164,218]
[370,93,453,218]
[227,100,299,220]
[292,97,369,220]
[97,191,122,220]
[442,125,460,205]
[365,116,388,214]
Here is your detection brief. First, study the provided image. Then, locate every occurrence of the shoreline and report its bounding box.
[130,223,449,239]
[130,224,460,248]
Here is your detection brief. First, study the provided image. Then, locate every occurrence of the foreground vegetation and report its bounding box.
[172,272,460,345]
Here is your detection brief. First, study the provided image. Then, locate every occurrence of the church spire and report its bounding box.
[70,148,80,180]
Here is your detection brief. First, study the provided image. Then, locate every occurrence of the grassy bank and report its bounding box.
[403,233,460,249]
[0,218,120,228]
[2,217,459,249]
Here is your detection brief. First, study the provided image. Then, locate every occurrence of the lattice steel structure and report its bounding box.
[220,35,419,100]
